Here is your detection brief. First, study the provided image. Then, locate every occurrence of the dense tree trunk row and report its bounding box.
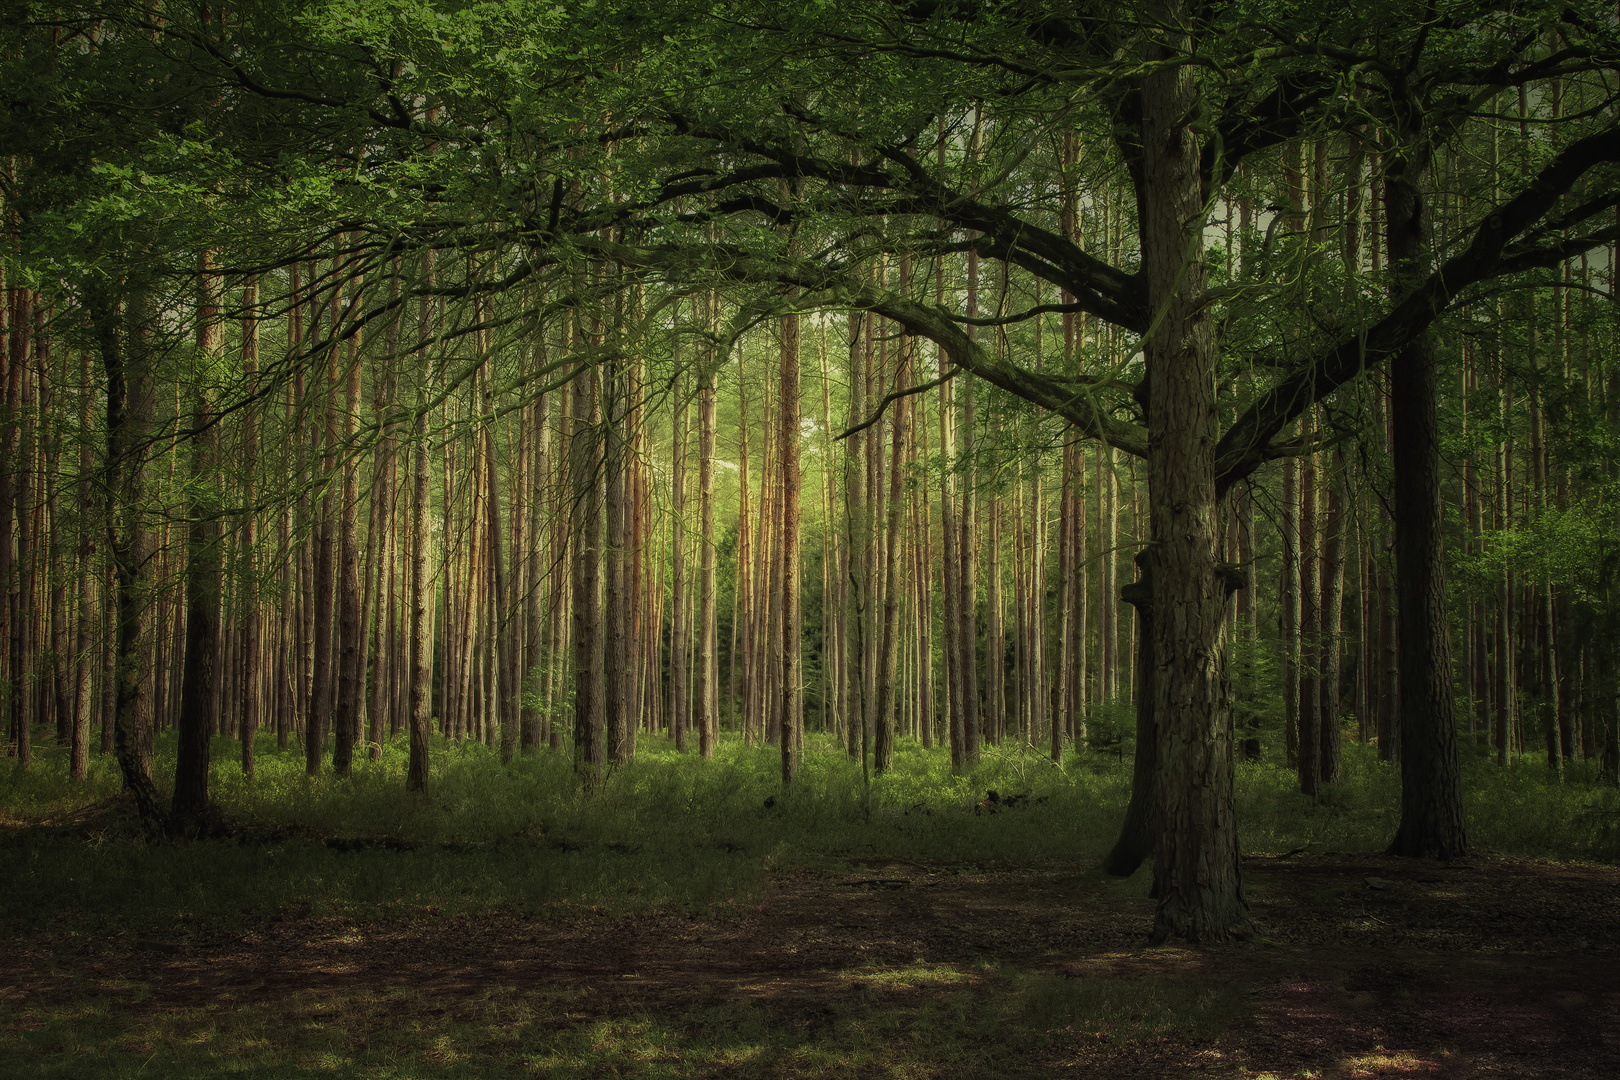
[2,124,1616,861]
[3,254,1613,794]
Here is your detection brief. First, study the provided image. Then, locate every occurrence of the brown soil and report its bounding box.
[6,850,1618,1077]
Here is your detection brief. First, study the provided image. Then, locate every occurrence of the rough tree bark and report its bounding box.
[1140,0,1251,943]
[697,298,719,759]
[173,254,224,827]
[90,283,164,834]
[406,252,435,793]
[1385,135,1468,860]
[571,357,604,788]
[777,297,802,785]
[872,307,910,774]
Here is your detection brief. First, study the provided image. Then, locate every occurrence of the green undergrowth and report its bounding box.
[1237,739,1620,862]
[0,731,1125,934]
[0,962,1247,1080]
[2,728,1617,937]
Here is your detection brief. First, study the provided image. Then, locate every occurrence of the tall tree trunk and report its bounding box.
[239,278,261,777]
[1058,131,1086,756]
[603,341,629,765]
[369,276,401,757]
[5,286,33,767]
[777,297,802,785]
[671,363,689,753]
[1281,448,1301,767]
[872,310,910,774]
[846,310,871,766]
[1385,135,1468,861]
[1103,556,1156,878]
[1298,434,1319,797]
[733,345,752,743]
[572,358,604,787]
[914,385,935,750]
[696,293,719,758]
[1319,448,1347,784]
[1101,447,1118,701]
[0,272,16,765]
[91,283,164,833]
[174,254,225,826]
[958,251,980,770]
[71,348,96,781]
[481,358,519,766]
[1140,1,1250,942]
[521,383,550,754]
[406,252,436,792]
[333,289,365,776]
[307,268,338,776]
[547,356,573,752]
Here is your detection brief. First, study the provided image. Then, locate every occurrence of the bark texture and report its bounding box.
[1385,147,1468,860]
[1140,0,1250,943]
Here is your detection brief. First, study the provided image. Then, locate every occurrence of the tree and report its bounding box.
[590,0,1620,937]
[172,253,225,828]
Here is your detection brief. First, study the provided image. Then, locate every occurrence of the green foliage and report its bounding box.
[0,731,1126,935]
[1237,741,1404,854]
[5,729,1618,948]
[1237,739,1620,863]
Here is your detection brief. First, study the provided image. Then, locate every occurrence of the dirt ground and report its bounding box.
[6,849,1619,1077]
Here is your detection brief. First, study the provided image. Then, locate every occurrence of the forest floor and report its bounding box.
[5,820,1618,1079]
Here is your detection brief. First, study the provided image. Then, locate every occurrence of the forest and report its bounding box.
[3,2,1620,1077]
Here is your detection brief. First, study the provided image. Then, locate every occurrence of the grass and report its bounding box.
[0,729,1133,935]
[2,727,1617,938]
[4,726,1618,1077]
[1236,738,1620,863]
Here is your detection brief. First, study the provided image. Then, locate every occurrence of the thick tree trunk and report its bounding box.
[1385,143,1468,861]
[1140,0,1250,943]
